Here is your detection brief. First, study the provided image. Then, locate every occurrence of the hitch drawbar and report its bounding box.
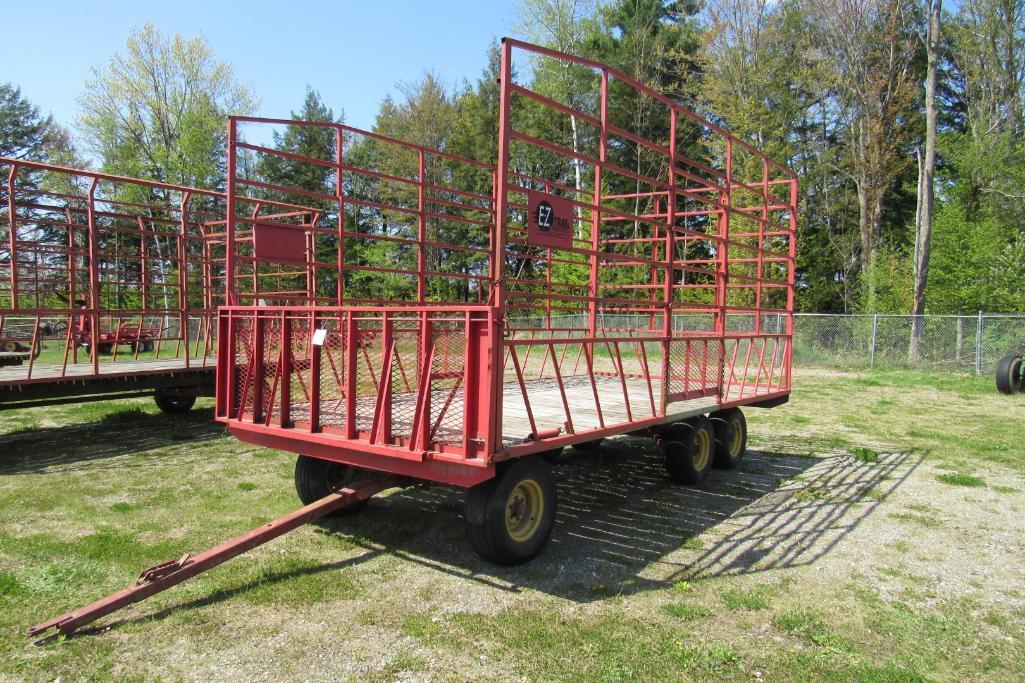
[28,477,399,639]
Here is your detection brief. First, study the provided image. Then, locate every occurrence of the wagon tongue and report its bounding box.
[27,476,400,641]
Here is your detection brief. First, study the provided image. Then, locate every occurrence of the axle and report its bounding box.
[28,476,400,640]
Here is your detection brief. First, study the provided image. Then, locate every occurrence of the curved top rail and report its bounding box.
[0,156,223,198]
[1,156,315,214]
[229,116,496,172]
[500,37,797,179]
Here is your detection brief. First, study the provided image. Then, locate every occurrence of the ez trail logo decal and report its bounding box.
[527,190,573,249]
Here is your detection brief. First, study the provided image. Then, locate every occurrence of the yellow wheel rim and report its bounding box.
[506,479,544,543]
[694,428,711,470]
[728,419,743,458]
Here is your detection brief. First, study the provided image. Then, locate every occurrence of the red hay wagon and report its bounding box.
[0,159,310,412]
[28,39,796,639]
[216,38,797,565]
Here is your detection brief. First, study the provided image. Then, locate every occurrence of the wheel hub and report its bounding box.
[505,479,544,543]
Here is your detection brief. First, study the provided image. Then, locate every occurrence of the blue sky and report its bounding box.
[6,0,520,135]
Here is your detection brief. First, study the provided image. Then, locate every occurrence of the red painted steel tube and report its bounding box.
[27,477,401,640]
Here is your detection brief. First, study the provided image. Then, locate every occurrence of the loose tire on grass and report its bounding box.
[154,392,196,414]
[294,454,369,515]
[710,408,747,469]
[661,416,715,485]
[995,353,1023,394]
[464,456,557,565]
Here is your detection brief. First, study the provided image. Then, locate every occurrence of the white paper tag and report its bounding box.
[312,328,328,346]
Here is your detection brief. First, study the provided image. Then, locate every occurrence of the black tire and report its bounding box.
[571,438,604,451]
[98,343,113,356]
[141,340,155,353]
[995,354,1023,394]
[539,448,566,464]
[154,393,197,414]
[710,408,747,469]
[464,456,557,566]
[662,416,715,485]
[294,454,369,515]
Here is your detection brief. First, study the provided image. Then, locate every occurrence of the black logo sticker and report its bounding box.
[535,200,554,231]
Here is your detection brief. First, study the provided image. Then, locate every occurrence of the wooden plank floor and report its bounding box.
[502,375,719,444]
[0,357,215,383]
[284,374,722,447]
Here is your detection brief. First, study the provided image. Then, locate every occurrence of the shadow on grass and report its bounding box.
[55,436,920,638]
[316,438,921,602]
[0,407,224,475]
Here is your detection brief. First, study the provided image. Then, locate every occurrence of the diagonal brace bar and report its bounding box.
[27,476,401,640]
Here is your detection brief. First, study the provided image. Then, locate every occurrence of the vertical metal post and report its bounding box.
[179,192,192,369]
[870,314,878,368]
[976,310,984,375]
[86,178,101,375]
[662,109,678,415]
[7,164,19,309]
[417,149,427,305]
[225,118,238,306]
[587,69,608,339]
[486,38,514,456]
[335,126,345,305]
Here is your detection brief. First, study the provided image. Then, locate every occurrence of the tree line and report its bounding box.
[2,0,1024,316]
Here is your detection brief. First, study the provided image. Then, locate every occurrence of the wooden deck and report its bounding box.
[281,374,722,447]
[501,375,719,444]
[0,357,215,385]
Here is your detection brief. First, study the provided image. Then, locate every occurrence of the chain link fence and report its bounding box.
[791,313,1025,374]
[510,312,1025,375]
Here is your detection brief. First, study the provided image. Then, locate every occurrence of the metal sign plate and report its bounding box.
[526,190,574,249]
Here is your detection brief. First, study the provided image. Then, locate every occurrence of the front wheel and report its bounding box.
[294,455,369,515]
[464,456,557,565]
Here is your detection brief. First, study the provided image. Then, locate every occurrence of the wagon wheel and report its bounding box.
[661,415,715,485]
[464,456,557,565]
[995,354,1023,394]
[154,392,197,414]
[0,341,17,353]
[571,438,604,451]
[710,408,747,470]
[294,454,369,515]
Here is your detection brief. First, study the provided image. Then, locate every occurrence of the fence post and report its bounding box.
[976,310,984,375]
[870,314,878,368]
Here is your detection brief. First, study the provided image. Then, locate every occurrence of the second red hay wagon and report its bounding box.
[29,38,796,638]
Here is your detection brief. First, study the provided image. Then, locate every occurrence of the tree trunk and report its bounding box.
[910,0,940,361]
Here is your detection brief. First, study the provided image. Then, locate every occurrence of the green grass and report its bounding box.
[1,369,1025,680]
[663,602,712,621]
[720,585,774,610]
[937,473,987,487]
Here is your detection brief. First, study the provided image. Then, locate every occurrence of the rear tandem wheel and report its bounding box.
[710,408,747,469]
[660,415,715,485]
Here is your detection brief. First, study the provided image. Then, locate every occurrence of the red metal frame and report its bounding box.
[0,158,312,401]
[216,39,797,488]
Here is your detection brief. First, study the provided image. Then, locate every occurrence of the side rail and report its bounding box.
[216,305,498,463]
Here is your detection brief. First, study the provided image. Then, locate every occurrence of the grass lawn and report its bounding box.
[1,368,1024,681]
